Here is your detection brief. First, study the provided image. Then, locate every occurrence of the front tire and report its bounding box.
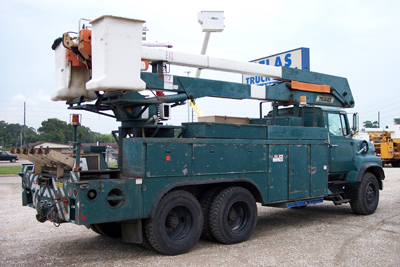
[209,187,257,244]
[10,158,16,163]
[144,190,203,255]
[350,172,380,215]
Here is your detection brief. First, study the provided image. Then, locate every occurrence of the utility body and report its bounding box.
[17,16,384,255]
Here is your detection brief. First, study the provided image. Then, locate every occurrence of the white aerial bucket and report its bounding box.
[51,43,96,101]
[86,15,146,92]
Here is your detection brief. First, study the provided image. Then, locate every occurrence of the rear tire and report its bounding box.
[200,186,224,240]
[144,190,203,255]
[91,222,122,238]
[209,187,257,244]
[90,224,101,235]
[350,172,379,215]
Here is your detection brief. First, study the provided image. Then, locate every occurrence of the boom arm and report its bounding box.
[55,15,355,123]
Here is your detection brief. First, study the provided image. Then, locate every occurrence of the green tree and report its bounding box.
[38,118,71,143]
[1,118,116,146]
[94,133,116,143]
[5,133,13,147]
[363,120,379,128]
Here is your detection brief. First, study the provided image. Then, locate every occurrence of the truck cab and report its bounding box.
[266,105,382,182]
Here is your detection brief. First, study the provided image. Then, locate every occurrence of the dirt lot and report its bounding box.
[1,168,399,267]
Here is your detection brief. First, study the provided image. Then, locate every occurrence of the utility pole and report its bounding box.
[378,111,380,128]
[24,102,26,147]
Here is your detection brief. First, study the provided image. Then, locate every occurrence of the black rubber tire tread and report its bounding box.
[392,160,400,167]
[140,219,154,251]
[89,224,101,235]
[350,172,380,215]
[144,190,203,255]
[200,186,225,240]
[92,222,122,238]
[209,186,257,244]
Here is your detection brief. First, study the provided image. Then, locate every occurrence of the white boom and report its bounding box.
[52,15,283,102]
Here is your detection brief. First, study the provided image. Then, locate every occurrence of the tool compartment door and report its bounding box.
[311,144,328,196]
[268,143,328,203]
[289,145,310,199]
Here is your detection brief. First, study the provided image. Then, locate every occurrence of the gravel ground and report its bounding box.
[0,168,399,267]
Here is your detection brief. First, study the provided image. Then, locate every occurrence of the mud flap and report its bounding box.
[121,220,143,244]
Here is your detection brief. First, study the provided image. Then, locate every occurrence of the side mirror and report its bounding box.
[352,113,359,133]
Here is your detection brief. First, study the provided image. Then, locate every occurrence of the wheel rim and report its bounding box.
[226,201,249,232]
[164,206,192,240]
[365,182,376,206]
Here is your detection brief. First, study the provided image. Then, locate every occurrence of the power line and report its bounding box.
[360,101,400,115]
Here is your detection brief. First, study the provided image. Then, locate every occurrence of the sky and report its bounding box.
[0,0,399,135]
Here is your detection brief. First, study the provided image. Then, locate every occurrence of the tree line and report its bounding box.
[0,118,115,148]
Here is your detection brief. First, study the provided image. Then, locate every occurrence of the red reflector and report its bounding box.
[75,215,78,221]
[81,215,87,221]
[166,155,171,161]
[23,199,26,204]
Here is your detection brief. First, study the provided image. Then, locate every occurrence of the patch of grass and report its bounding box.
[0,165,22,175]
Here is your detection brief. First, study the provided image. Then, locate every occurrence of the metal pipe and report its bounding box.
[141,46,283,79]
[196,32,211,78]
[142,41,173,48]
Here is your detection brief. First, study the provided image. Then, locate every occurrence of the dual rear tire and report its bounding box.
[145,187,257,255]
[144,190,203,255]
[208,187,257,244]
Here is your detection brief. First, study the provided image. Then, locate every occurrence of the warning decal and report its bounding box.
[272,154,284,162]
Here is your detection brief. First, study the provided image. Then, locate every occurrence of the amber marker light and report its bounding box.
[300,96,307,105]
[70,114,82,126]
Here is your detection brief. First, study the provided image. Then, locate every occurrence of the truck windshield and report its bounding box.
[328,113,349,136]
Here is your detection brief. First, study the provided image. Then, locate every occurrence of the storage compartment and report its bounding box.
[182,122,266,139]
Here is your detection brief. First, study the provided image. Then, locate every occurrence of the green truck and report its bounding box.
[17,16,384,255]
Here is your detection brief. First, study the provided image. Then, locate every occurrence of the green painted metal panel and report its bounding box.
[250,117,303,127]
[311,144,328,196]
[329,136,355,173]
[146,143,189,177]
[267,126,328,140]
[75,178,145,224]
[122,138,145,177]
[268,145,288,202]
[289,145,310,199]
[182,123,266,139]
[140,70,355,108]
[280,67,355,108]
[192,143,267,176]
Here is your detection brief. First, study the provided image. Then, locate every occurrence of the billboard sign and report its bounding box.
[242,47,310,86]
